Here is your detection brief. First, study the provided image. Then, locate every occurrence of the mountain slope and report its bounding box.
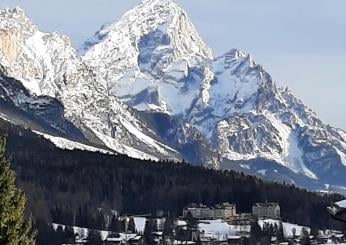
[1,119,344,233]
[0,7,181,161]
[0,1,346,192]
[82,0,346,190]
[82,0,212,115]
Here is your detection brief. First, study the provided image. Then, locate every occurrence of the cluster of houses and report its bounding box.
[182,202,281,223]
[52,202,346,244]
[314,230,346,244]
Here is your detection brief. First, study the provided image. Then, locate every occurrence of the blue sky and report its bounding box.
[1,0,345,128]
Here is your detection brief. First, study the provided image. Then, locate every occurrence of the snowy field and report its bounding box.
[258,219,310,237]
[133,217,146,233]
[198,219,310,240]
[336,199,346,208]
[198,220,250,240]
[52,223,137,241]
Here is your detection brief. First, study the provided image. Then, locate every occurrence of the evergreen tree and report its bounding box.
[109,216,124,233]
[276,221,285,242]
[4,120,346,241]
[144,219,156,244]
[94,210,106,230]
[310,226,319,239]
[261,223,273,244]
[143,220,151,244]
[163,217,174,238]
[250,219,263,244]
[0,136,35,244]
[292,227,297,238]
[35,220,56,245]
[300,227,310,245]
[86,229,103,245]
[185,212,197,229]
[64,226,76,244]
[128,217,136,233]
[54,226,67,245]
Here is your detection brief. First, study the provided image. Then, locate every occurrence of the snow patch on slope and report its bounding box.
[119,117,178,155]
[265,112,317,179]
[34,131,112,154]
[335,148,346,167]
[336,199,346,209]
[0,112,13,123]
[91,129,159,161]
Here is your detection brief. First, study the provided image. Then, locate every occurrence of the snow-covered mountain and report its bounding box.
[1,1,346,193]
[81,0,212,115]
[0,7,180,161]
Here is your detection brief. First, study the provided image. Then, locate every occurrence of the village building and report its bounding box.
[183,203,237,220]
[229,213,256,226]
[199,207,214,219]
[183,204,214,219]
[183,204,202,219]
[252,202,281,219]
[214,203,236,219]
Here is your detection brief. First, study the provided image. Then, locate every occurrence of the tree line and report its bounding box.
[1,119,346,243]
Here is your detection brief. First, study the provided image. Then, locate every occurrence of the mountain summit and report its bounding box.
[0,6,180,161]
[82,0,213,114]
[0,2,346,194]
[82,0,212,63]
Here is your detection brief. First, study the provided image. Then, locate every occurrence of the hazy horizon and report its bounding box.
[0,0,345,129]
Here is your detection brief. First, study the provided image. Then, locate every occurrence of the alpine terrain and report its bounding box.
[0,0,346,194]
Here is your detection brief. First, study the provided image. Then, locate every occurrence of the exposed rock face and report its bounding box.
[81,0,346,190]
[0,1,346,193]
[81,0,212,114]
[0,29,23,63]
[0,6,181,162]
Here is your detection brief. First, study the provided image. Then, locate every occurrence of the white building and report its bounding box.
[214,203,236,219]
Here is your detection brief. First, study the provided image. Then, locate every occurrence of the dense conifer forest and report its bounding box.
[1,119,346,241]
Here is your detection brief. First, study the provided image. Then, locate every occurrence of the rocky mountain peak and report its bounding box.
[81,0,212,77]
[0,7,37,67]
[0,2,346,194]
[0,7,36,33]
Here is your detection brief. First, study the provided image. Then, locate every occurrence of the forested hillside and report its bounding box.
[1,119,345,236]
